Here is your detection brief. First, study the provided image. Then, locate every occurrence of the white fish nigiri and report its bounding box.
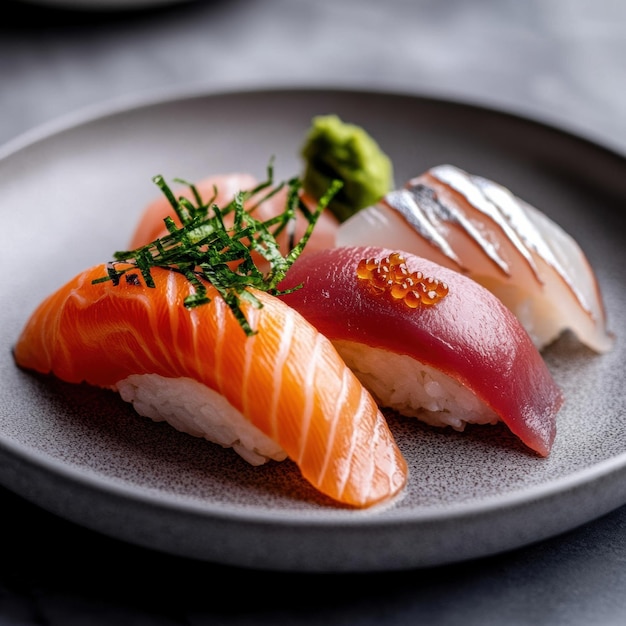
[337,164,614,353]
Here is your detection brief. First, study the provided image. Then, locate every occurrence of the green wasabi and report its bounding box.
[300,114,394,223]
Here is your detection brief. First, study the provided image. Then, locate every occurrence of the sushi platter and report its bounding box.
[0,87,624,572]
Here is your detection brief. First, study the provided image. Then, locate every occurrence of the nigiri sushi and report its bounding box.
[128,172,259,250]
[13,263,407,508]
[336,164,614,353]
[278,246,564,457]
[128,172,340,262]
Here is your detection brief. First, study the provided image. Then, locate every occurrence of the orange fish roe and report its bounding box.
[356,252,449,308]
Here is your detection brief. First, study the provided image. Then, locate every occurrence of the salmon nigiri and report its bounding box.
[13,263,407,508]
[337,164,614,353]
[279,246,564,457]
[128,172,339,262]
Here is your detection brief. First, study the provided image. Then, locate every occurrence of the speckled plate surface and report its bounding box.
[0,87,624,573]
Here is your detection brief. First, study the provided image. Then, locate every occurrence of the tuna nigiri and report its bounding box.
[336,164,614,353]
[278,246,564,457]
[13,263,407,508]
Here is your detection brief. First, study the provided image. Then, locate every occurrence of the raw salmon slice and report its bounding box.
[13,263,407,508]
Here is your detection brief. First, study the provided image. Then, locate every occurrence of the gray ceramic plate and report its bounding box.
[0,87,624,573]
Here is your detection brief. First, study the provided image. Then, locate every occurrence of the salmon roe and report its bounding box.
[356,252,449,308]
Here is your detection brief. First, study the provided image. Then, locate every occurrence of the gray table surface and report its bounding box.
[1,0,625,624]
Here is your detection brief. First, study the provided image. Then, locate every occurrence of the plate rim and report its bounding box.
[2,422,626,526]
[3,83,626,166]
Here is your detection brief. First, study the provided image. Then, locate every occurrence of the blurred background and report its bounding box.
[2,0,626,152]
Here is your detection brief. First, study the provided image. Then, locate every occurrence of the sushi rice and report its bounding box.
[117,374,288,466]
[333,340,499,431]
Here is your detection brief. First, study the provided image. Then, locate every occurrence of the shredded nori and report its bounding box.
[93,161,342,336]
